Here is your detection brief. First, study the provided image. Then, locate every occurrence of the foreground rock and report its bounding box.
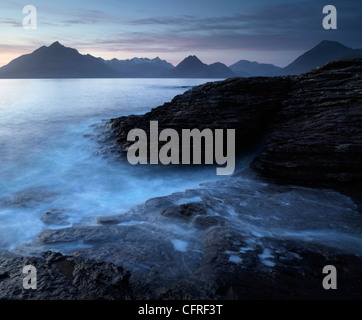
[5,170,362,299]
[1,245,361,299]
[0,251,131,300]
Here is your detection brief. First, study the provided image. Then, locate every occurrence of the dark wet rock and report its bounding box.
[0,188,57,209]
[108,59,362,193]
[179,202,207,216]
[192,215,224,229]
[252,60,362,192]
[2,239,362,299]
[161,202,207,220]
[144,195,175,209]
[0,251,131,300]
[97,215,124,225]
[40,208,70,226]
[161,206,182,219]
[39,225,129,244]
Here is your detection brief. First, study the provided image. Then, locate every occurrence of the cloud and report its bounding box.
[77,0,361,52]
[1,0,360,66]
[60,8,124,26]
[0,18,21,27]
[26,0,358,54]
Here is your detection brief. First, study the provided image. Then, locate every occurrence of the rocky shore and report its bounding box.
[110,59,362,193]
[1,59,361,300]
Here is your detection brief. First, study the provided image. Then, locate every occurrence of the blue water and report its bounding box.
[0,78,228,250]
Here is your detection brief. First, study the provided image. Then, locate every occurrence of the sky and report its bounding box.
[0,0,361,68]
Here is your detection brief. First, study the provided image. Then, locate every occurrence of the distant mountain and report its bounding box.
[102,57,174,77]
[166,55,235,78]
[0,41,117,78]
[281,40,362,75]
[207,62,236,78]
[229,60,282,77]
[1,40,361,79]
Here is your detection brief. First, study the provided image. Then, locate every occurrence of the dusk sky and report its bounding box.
[0,0,361,68]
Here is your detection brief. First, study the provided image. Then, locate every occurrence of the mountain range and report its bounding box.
[229,60,282,77]
[165,55,235,78]
[280,40,362,75]
[100,56,174,77]
[0,40,360,79]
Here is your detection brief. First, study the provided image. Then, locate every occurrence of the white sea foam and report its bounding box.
[171,239,188,252]
[229,255,243,264]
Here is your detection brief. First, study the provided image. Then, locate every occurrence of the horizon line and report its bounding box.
[0,40,293,69]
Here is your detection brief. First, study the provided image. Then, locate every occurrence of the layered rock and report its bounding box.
[252,60,362,191]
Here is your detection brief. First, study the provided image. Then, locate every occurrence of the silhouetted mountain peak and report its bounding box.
[49,41,63,47]
[186,55,199,60]
[43,42,81,61]
[314,40,350,50]
[102,55,174,77]
[229,59,281,77]
[282,40,356,75]
[168,55,234,78]
[177,55,205,67]
[1,40,360,79]
[0,41,116,78]
[43,41,80,57]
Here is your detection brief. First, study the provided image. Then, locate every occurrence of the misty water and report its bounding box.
[1,78,362,261]
[0,78,228,251]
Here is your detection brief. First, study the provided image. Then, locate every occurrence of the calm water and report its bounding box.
[0,78,227,250]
